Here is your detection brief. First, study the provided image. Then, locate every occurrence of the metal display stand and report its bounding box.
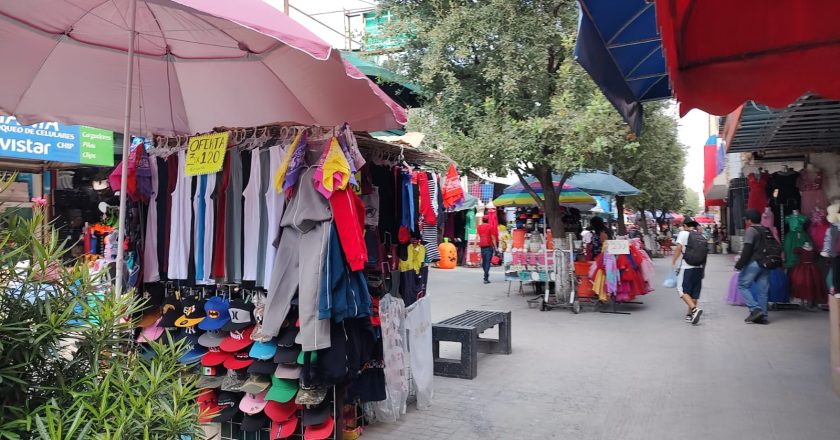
[538,234,582,314]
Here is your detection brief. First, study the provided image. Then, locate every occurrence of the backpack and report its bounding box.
[682,230,708,266]
[752,225,783,269]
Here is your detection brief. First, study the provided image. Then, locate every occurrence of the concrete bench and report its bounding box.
[432,310,512,379]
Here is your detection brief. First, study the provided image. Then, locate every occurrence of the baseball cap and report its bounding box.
[264,400,299,422]
[198,296,230,331]
[136,317,164,343]
[197,365,227,389]
[240,413,269,432]
[212,391,242,423]
[274,364,301,380]
[295,386,327,406]
[302,404,330,427]
[238,389,269,415]
[224,351,255,370]
[274,345,300,365]
[201,346,232,367]
[221,370,248,392]
[271,416,299,439]
[158,296,182,328]
[249,340,277,360]
[304,416,334,440]
[220,326,255,352]
[175,331,207,364]
[175,296,205,328]
[240,374,271,394]
[137,308,162,328]
[198,329,226,348]
[250,303,273,343]
[277,326,299,347]
[266,376,298,403]
[248,359,277,375]
[197,388,219,423]
[138,343,156,361]
[137,283,165,312]
[222,300,255,331]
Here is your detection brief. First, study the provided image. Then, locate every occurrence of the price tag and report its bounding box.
[606,239,630,255]
[185,132,229,176]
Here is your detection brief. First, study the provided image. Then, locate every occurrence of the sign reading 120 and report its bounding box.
[185,132,229,176]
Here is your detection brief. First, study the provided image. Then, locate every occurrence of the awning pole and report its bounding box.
[114,0,138,299]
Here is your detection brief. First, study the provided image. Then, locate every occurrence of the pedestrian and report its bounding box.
[588,216,612,259]
[672,217,706,324]
[476,216,497,284]
[734,209,778,324]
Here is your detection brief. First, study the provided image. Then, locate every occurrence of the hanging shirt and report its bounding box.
[314,137,351,199]
[200,174,216,285]
[211,153,230,279]
[194,174,207,283]
[142,158,160,283]
[255,148,271,287]
[167,150,192,280]
[225,150,243,283]
[262,144,286,287]
[242,149,262,281]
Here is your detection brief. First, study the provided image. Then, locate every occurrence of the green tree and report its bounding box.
[614,103,686,235]
[0,176,200,440]
[384,0,637,235]
[682,188,702,216]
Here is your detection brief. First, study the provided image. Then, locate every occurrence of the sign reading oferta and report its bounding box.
[0,116,114,166]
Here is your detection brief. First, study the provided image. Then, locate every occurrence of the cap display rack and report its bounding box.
[218,387,338,440]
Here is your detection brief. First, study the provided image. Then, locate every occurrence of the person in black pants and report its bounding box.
[476,217,497,284]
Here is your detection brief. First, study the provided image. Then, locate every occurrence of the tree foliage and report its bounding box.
[384,0,639,234]
[0,176,200,440]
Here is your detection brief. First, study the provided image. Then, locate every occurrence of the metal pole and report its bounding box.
[115,0,138,298]
[283,0,289,14]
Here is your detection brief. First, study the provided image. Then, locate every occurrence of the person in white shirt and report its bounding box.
[672,218,703,324]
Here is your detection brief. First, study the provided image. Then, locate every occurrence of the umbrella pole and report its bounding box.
[114,0,138,299]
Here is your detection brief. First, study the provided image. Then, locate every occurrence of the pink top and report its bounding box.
[798,169,823,191]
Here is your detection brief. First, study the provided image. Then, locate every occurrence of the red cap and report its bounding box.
[304,416,334,440]
[201,348,232,367]
[271,416,299,439]
[265,400,300,422]
[220,326,255,352]
[223,351,254,370]
[197,389,219,423]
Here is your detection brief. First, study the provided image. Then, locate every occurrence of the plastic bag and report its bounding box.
[663,269,678,288]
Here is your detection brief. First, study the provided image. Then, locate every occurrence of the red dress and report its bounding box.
[747,172,770,211]
[789,247,828,304]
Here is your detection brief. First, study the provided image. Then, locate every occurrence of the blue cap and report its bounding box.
[198,296,231,331]
[249,340,278,360]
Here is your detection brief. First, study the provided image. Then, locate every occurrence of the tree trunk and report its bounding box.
[615,195,626,236]
[534,167,567,239]
[639,210,650,235]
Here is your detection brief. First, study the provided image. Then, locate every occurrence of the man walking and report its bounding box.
[476,216,497,284]
[735,209,775,324]
[672,218,705,324]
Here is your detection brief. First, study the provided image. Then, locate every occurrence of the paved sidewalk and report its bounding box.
[362,254,840,440]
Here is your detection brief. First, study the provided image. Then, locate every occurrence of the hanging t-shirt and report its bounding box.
[167,150,192,280]
[225,150,243,283]
[255,148,271,287]
[262,143,286,288]
[142,158,160,283]
[200,174,216,285]
[242,149,262,281]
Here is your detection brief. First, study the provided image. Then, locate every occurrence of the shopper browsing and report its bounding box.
[672,218,706,325]
[734,209,782,324]
[476,217,497,284]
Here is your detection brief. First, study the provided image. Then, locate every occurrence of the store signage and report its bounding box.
[185,132,229,176]
[606,239,630,255]
[0,116,114,166]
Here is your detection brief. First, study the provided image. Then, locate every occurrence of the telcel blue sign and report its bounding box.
[0,116,114,166]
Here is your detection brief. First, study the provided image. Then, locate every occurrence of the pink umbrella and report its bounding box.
[694,215,716,224]
[0,0,407,295]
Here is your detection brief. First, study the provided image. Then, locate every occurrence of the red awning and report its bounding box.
[656,0,840,116]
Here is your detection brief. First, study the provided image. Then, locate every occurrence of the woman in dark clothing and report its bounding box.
[588,216,613,258]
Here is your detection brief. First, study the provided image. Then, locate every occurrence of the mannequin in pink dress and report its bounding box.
[798,164,828,215]
[761,207,780,242]
[808,208,829,247]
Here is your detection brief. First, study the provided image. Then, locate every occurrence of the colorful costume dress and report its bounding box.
[783,214,811,268]
[789,247,828,304]
[797,168,828,215]
[747,172,770,211]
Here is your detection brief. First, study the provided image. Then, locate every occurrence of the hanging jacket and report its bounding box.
[415,171,436,226]
[319,223,372,322]
[330,188,368,271]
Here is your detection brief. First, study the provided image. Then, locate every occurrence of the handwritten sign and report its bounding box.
[606,239,630,255]
[185,132,229,176]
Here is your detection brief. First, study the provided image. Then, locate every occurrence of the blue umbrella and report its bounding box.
[567,171,640,196]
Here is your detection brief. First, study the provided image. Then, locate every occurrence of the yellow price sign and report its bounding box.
[185,132,229,176]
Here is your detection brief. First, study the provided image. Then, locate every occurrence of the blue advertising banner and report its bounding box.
[0,116,114,166]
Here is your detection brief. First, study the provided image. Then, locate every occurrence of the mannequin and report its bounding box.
[747,169,770,211]
[783,210,810,268]
[760,207,780,242]
[790,241,828,305]
[798,163,828,215]
[769,167,801,231]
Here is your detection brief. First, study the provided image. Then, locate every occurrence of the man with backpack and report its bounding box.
[672,218,706,324]
[734,209,782,324]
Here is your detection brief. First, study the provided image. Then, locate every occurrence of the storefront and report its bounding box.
[720,95,840,395]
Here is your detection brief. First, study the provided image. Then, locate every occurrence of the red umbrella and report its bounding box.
[694,216,716,224]
[656,0,840,116]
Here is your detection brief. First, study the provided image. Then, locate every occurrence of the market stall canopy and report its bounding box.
[494,178,596,211]
[0,0,407,135]
[656,0,840,117]
[567,171,640,196]
[574,0,671,135]
[694,215,716,224]
[340,50,422,109]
